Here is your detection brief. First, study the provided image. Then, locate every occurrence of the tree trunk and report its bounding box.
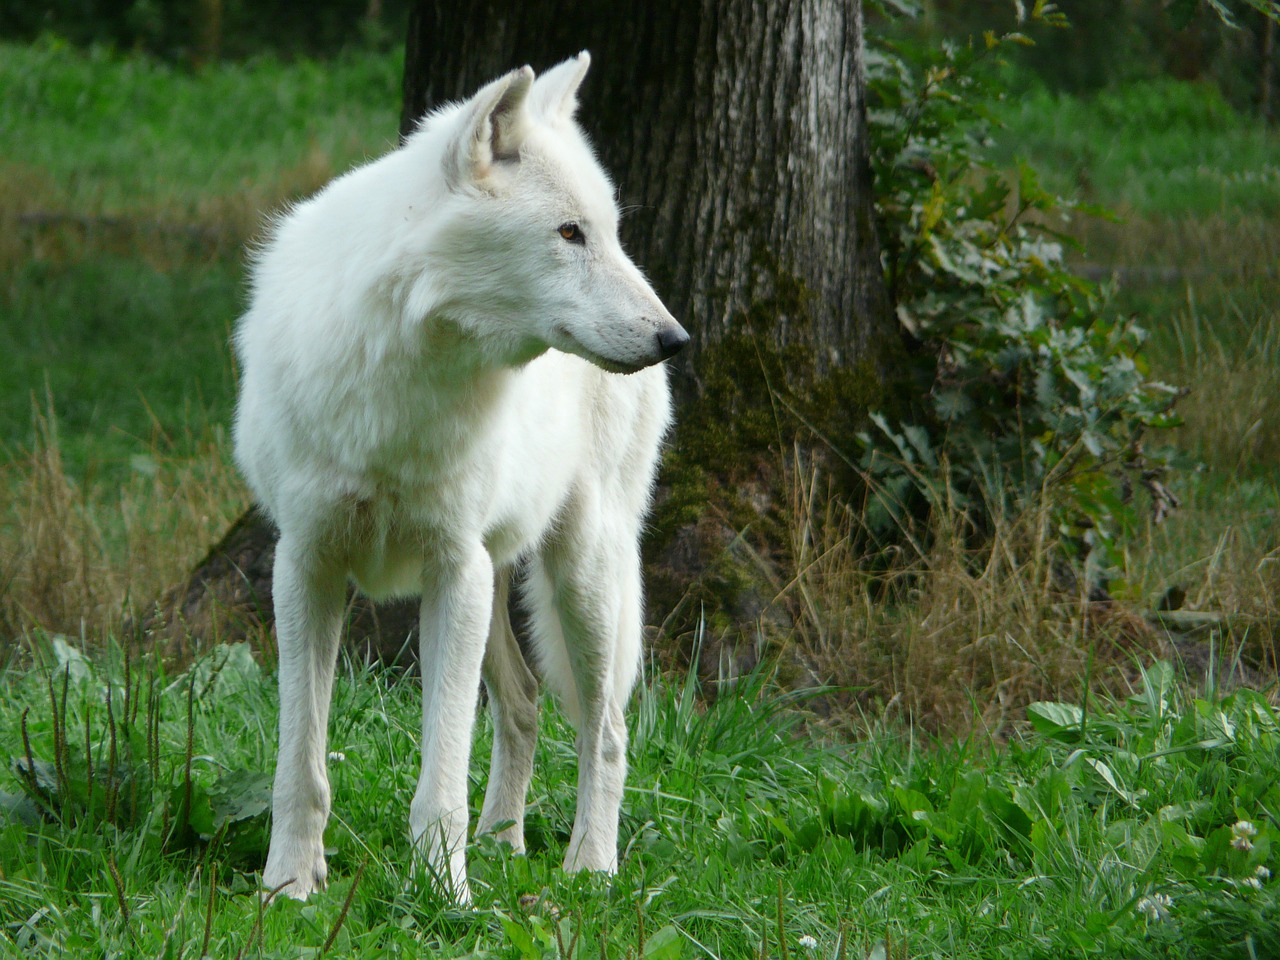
[152,0,892,662]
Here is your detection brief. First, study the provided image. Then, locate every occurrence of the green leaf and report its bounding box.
[209,770,272,827]
[1027,701,1085,741]
[497,913,539,960]
[1085,758,1142,806]
[643,924,685,960]
[51,637,94,685]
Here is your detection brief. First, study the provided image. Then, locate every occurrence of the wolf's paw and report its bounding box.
[263,840,328,902]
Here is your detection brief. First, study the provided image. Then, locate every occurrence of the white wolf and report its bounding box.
[233,52,687,903]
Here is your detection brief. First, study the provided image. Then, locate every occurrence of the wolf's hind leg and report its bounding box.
[476,568,540,852]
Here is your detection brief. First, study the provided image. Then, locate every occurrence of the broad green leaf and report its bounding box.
[643,924,685,960]
[51,638,94,685]
[1027,701,1085,740]
[497,913,539,960]
[210,769,272,826]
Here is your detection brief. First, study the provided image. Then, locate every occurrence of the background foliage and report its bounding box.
[0,0,409,61]
[890,0,1280,116]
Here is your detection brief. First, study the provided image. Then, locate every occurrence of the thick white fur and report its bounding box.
[233,52,686,903]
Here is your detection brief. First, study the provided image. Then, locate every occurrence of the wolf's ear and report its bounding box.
[446,65,535,187]
[530,51,591,120]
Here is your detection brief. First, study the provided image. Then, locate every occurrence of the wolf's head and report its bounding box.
[417,53,688,374]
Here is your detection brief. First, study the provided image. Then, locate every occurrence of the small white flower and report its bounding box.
[1256,865,1272,881]
[798,935,818,951]
[1231,820,1257,852]
[327,751,347,763]
[1241,877,1264,892]
[1136,893,1173,922]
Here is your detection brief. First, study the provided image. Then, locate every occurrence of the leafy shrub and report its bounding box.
[862,14,1185,582]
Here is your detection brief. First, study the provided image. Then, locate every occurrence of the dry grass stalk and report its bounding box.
[0,398,246,649]
[768,453,1160,734]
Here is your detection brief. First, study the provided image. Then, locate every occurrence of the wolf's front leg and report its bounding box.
[263,538,346,900]
[410,543,494,904]
[476,569,540,852]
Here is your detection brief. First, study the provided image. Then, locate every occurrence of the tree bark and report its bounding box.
[154,0,892,662]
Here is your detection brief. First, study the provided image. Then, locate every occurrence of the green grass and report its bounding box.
[0,39,402,474]
[0,38,402,212]
[0,257,241,471]
[1,641,1277,958]
[989,78,1280,218]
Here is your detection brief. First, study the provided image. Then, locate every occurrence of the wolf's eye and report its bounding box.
[558,222,585,245]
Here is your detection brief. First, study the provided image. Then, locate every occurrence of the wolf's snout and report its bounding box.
[655,324,690,361]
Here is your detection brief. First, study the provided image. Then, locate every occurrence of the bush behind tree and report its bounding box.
[861,10,1186,587]
[886,0,1280,117]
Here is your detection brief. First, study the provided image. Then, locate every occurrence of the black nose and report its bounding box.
[656,324,690,360]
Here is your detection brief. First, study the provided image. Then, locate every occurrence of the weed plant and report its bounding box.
[0,640,1276,957]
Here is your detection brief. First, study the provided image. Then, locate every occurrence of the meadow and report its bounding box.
[2,641,1277,958]
[1,38,1278,958]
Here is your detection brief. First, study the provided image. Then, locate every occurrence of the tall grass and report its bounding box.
[750,454,1167,734]
[0,401,244,645]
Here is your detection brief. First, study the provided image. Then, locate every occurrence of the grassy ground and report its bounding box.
[1,39,1279,958]
[2,640,1276,958]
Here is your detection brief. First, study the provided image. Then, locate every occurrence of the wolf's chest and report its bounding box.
[338,381,582,595]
